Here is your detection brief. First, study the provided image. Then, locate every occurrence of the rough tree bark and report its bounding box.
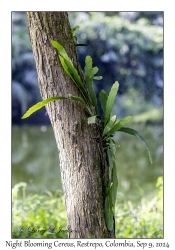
[26,12,114,238]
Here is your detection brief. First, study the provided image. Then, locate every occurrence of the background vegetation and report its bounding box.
[12,11,163,238]
[12,177,163,238]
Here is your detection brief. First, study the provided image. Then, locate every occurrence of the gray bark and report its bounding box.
[26,12,114,238]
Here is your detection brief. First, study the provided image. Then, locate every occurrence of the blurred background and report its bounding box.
[12,12,163,238]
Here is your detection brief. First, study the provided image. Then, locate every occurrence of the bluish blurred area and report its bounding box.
[12,12,163,203]
[12,12,50,125]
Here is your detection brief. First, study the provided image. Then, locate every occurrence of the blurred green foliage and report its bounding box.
[68,12,163,105]
[113,87,163,123]
[116,176,163,238]
[12,11,163,124]
[12,12,31,59]
[12,183,67,238]
[12,177,163,238]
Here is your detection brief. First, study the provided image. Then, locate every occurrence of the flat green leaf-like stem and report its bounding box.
[93,76,103,80]
[22,96,66,119]
[88,115,97,124]
[84,56,99,114]
[68,94,92,115]
[119,127,153,164]
[51,40,90,110]
[59,56,75,83]
[72,25,80,37]
[107,148,113,171]
[51,40,84,90]
[104,82,119,126]
[68,94,86,105]
[105,116,132,138]
[112,164,118,208]
[105,195,114,231]
[99,89,108,114]
[50,40,72,65]
[103,115,117,137]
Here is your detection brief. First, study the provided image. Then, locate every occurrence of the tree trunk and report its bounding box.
[26,12,114,238]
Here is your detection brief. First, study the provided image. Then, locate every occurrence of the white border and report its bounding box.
[1,1,175,248]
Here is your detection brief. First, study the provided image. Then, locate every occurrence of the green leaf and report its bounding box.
[107,148,113,171]
[59,56,75,83]
[110,139,117,156]
[99,89,108,114]
[111,164,118,207]
[93,76,103,80]
[22,96,66,119]
[63,57,84,89]
[51,40,90,108]
[108,188,113,212]
[106,116,132,137]
[103,115,117,137]
[104,81,119,126]
[119,127,153,164]
[51,41,85,92]
[84,56,98,114]
[64,57,91,109]
[51,40,72,64]
[92,66,98,75]
[88,115,97,124]
[68,94,86,105]
[72,25,80,37]
[68,94,92,114]
[105,195,114,231]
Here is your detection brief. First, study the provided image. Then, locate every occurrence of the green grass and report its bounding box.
[115,177,163,238]
[12,177,163,238]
